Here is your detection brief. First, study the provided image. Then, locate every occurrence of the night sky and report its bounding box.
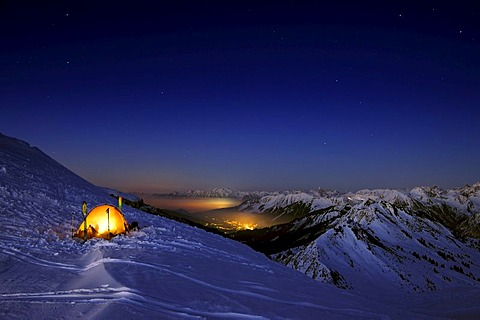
[1,1,479,192]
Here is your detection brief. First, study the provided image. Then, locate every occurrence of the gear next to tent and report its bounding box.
[73,197,130,240]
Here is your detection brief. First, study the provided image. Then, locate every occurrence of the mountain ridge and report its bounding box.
[232,185,480,294]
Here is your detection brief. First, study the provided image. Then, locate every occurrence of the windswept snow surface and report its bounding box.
[0,133,397,319]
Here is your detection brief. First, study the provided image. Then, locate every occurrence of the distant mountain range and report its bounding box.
[143,187,243,199]
[232,184,480,293]
[140,184,480,294]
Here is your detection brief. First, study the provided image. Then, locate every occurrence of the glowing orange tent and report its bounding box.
[74,200,129,240]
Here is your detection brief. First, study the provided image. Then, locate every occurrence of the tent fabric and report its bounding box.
[74,204,128,240]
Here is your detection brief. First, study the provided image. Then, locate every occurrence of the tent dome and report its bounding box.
[75,204,128,240]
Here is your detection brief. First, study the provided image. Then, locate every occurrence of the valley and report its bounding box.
[136,186,480,294]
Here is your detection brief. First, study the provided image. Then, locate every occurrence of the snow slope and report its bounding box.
[0,133,397,319]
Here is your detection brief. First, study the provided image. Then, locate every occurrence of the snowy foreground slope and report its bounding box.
[0,133,403,319]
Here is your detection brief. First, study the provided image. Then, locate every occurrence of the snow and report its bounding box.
[272,193,480,317]
[0,133,394,318]
[2,132,480,318]
[239,191,315,213]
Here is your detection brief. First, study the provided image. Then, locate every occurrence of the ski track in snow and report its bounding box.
[0,246,388,319]
[0,231,389,319]
[0,287,268,319]
[0,245,269,319]
[0,245,79,271]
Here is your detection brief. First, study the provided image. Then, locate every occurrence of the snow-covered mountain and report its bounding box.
[2,132,480,318]
[0,132,401,318]
[145,188,274,200]
[234,185,480,298]
[148,188,245,199]
[239,190,340,218]
[185,188,240,198]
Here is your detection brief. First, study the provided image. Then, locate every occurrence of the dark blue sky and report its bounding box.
[1,1,479,192]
